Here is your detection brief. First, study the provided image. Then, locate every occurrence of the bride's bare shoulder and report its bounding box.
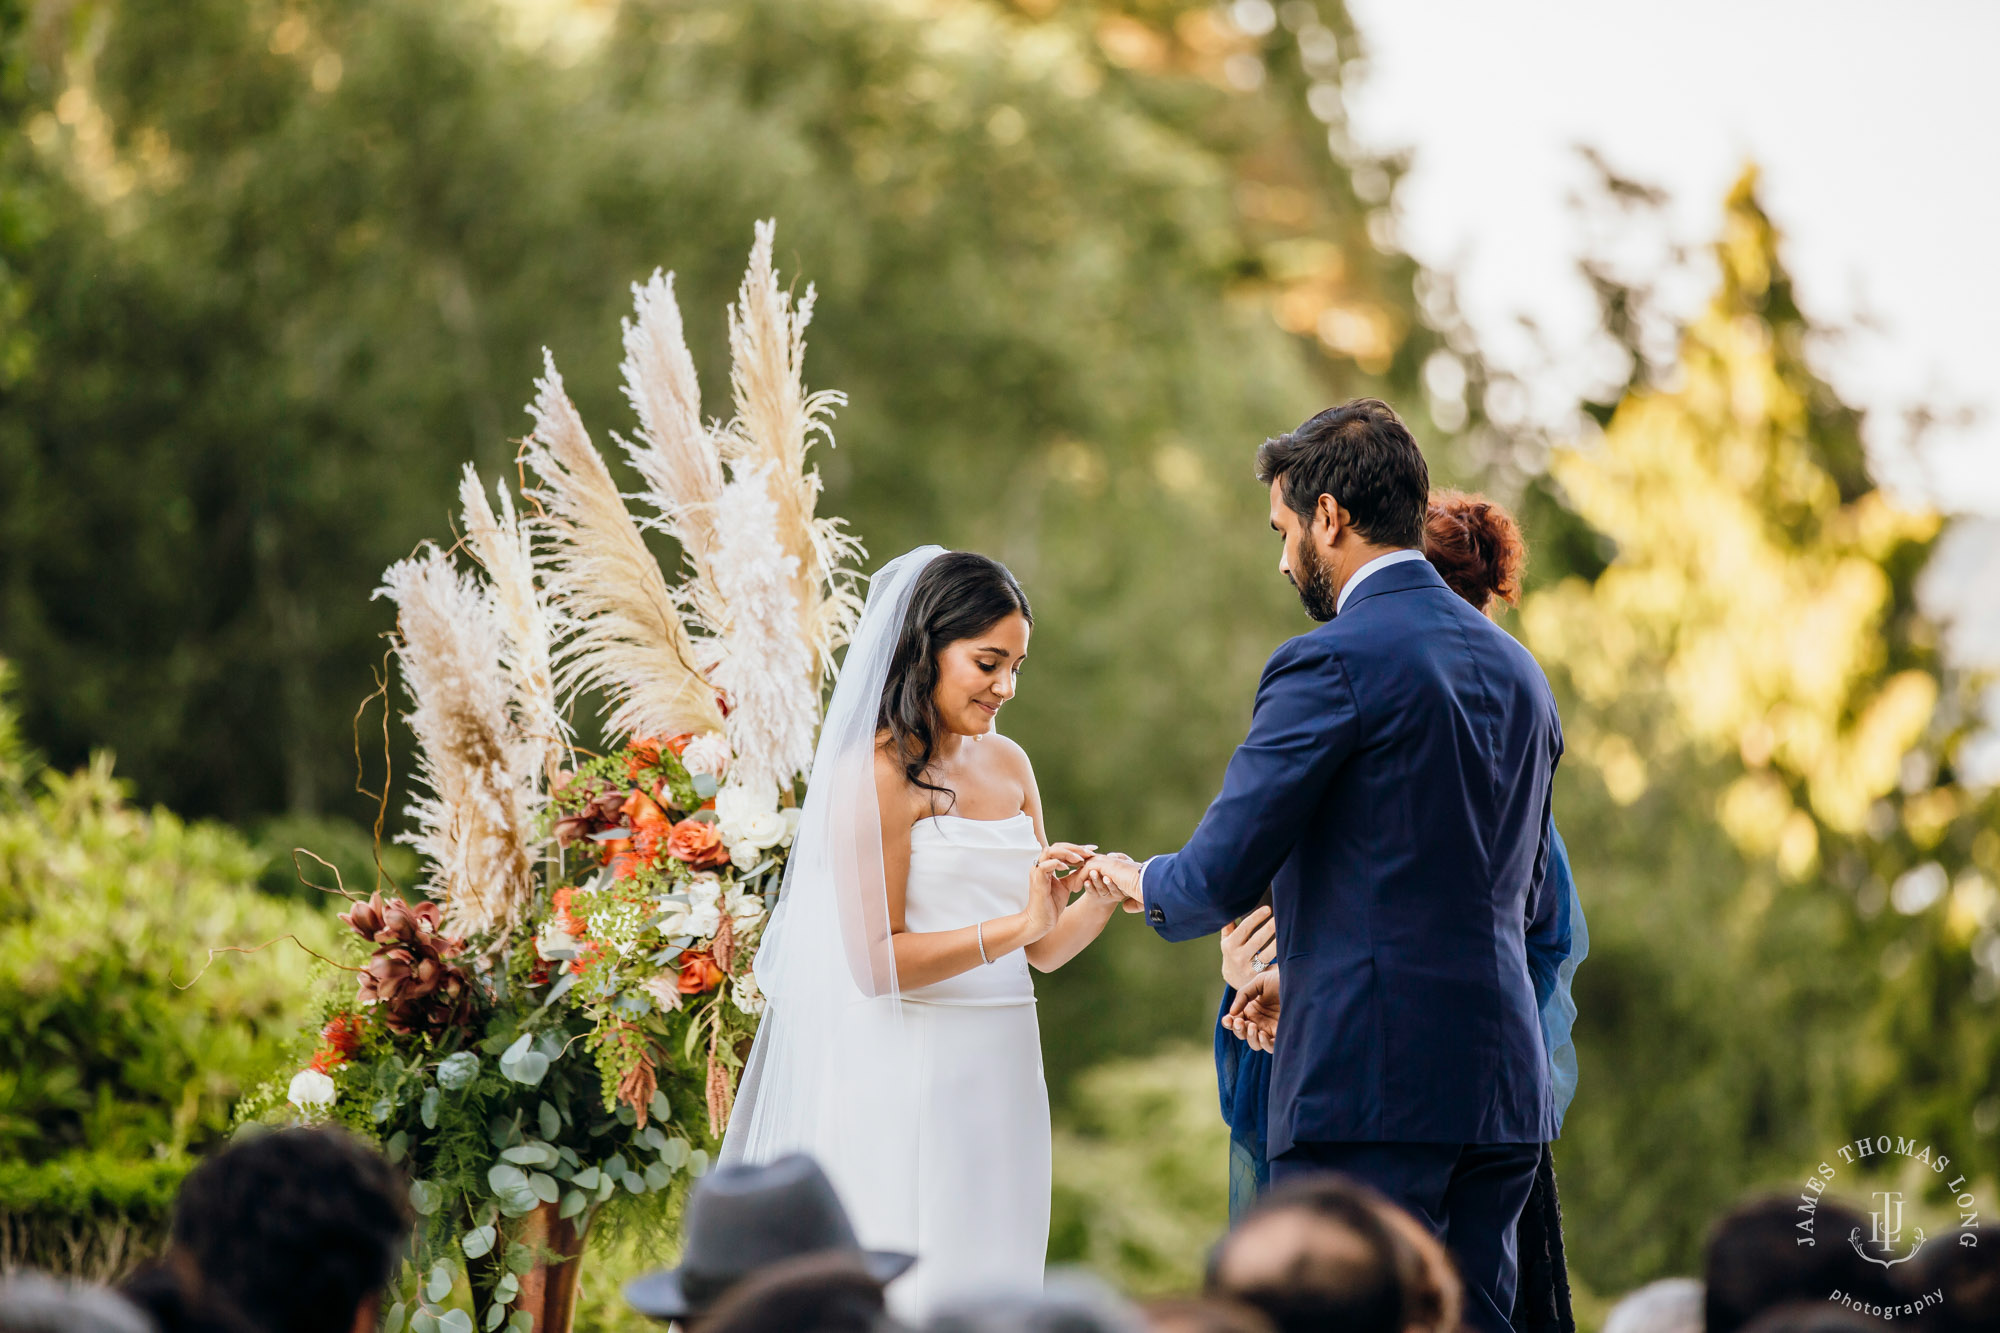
[872,735,922,819]
[984,732,1031,770]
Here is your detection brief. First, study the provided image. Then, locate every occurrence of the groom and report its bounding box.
[1087,399,1562,1333]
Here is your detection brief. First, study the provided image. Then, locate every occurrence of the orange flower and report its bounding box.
[665,818,728,869]
[570,940,605,975]
[320,1014,365,1061]
[308,1048,344,1074]
[622,790,672,836]
[552,887,588,936]
[676,949,725,994]
[625,737,663,781]
[663,734,696,757]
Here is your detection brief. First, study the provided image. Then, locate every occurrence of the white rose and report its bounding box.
[287,1068,337,1111]
[659,876,723,938]
[713,782,778,828]
[724,886,766,928]
[779,807,803,847]
[536,920,578,959]
[681,734,732,779]
[728,811,790,852]
[729,839,762,873]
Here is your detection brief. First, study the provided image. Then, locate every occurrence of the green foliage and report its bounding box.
[0,0,1492,1136]
[251,812,421,902]
[0,1152,190,1280]
[0,663,334,1273]
[1521,170,2000,1291]
[1047,1046,1228,1296]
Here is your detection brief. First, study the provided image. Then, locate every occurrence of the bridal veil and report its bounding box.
[720,546,944,1203]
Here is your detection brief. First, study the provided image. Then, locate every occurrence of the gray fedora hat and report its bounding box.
[624,1154,916,1321]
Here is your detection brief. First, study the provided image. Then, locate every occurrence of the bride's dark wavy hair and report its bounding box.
[876,551,1032,808]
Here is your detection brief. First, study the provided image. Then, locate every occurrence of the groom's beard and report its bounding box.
[1293,539,1341,621]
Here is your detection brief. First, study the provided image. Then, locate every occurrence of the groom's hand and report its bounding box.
[1225,966,1281,1052]
[1081,852,1144,912]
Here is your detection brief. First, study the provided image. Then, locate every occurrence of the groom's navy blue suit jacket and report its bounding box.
[1142,557,1562,1156]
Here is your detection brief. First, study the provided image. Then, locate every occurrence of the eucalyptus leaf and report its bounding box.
[436,1052,480,1091]
[486,1164,528,1194]
[507,1313,533,1333]
[559,1189,587,1219]
[615,1101,636,1126]
[689,1149,711,1177]
[639,1126,668,1153]
[648,1090,671,1122]
[476,1201,499,1228]
[420,1087,439,1130]
[691,772,719,799]
[556,1144,580,1167]
[571,1166,600,1191]
[385,1131,410,1164]
[622,1172,645,1195]
[407,1180,441,1216]
[529,1171,561,1204]
[595,1174,617,1203]
[503,1031,534,1063]
[439,1310,474,1333]
[500,1143,555,1166]
[659,1138,691,1169]
[643,1161,671,1190]
[483,1304,505,1332]
[604,1153,627,1180]
[460,1225,496,1260]
[384,1303,407,1333]
[507,1051,550,1086]
[537,1102,561,1141]
[493,1274,519,1304]
[424,1263,453,1304]
[410,1310,438,1333]
[372,1099,394,1124]
[499,1189,540,1219]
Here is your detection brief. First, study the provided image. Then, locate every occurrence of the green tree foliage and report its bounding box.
[0,0,1494,1089]
[1047,1046,1229,1294]
[1521,170,2000,1291]
[0,661,335,1274]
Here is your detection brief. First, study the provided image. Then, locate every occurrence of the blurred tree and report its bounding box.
[1046,1045,1230,1295]
[0,0,1503,1088]
[1520,168,2000,1291]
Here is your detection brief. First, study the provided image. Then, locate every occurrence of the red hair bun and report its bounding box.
[1424,490,1525,613]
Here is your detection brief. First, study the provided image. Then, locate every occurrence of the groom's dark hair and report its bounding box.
[1256,399,1428,548]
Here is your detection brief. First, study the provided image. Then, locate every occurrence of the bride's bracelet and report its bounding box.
[975,920,991,966]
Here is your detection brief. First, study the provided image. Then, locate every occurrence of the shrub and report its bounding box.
[0,663,334,1275]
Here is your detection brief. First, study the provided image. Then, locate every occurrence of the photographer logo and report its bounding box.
[1856,1190,1925,1268]
[1796,1134,1978,1321]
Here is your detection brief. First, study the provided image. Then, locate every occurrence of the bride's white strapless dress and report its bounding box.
[840,812,1052,1319]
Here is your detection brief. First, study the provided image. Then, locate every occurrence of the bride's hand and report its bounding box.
[1022,843,1093,941]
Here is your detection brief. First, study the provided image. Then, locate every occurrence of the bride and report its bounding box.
[721,546,1121,1316]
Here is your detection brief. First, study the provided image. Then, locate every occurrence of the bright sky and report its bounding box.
[1341,0,2000,516]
